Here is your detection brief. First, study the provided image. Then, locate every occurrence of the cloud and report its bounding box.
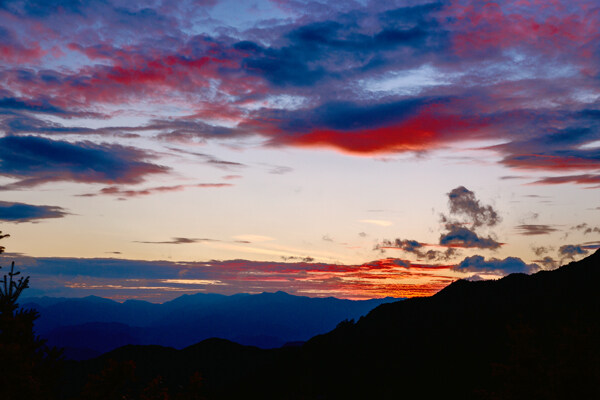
[79,183,232,198]
[558,244,589,260]
[0,26,45,64]
[232,235,275,243]
[359,219,392,227]
[446,186,500,228]
[264,100,485,155]
[375,238,460,262]
[375,238,423,253]
[0,0,596,183]
[453,255,539,275]
[438,187,502,250]
[530,174,600,187]
[236,8,443,88]
[268,165,293,175]
[0,136,168,189]
[0,201,68,222]
[439,225,502,250]
[422,248,459,262]
[5,254,455,301]
[375,187,501,263]
[0,96,70,115]
[571,223,600,235]
[534,257,558,270]
[515,224,559,236]
[532,246,553,257]
[281,256,315,262]
[135,237,218,245]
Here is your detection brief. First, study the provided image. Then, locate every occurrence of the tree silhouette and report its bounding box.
[0,230,9,254]
[0,233,62,400]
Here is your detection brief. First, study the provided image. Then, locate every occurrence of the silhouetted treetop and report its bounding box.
[0,230,9,254]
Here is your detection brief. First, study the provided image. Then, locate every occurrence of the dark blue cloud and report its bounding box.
[0,0,87,17]
[558,244,589,260]
[260,97,440,134]
[0,201,68,222]
[0,136,168,189]
[12,257,183,280]
[453,255,539,274]
[237,43,328,87]
[489,114,600,172]
[0,97,68,114]
[0,114,96,135]
[439,225,501,249]
[236,4,447,87]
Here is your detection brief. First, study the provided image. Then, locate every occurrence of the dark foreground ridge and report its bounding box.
[63,250,600,399]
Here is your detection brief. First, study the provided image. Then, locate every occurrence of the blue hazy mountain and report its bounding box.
[22,291,399,358]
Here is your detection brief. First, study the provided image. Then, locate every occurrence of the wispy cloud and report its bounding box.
[79,183,232,198]
[515,224,559,236]
[134,237,219,245]
[232,234,275,243]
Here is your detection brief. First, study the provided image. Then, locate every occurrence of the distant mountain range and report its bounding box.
[62,250,600,399]
[23,291,399,359]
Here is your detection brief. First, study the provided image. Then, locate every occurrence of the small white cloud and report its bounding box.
[233,234,275,242]
[359,219,393,227]
[361,64,456,96]
[162,279,225,285]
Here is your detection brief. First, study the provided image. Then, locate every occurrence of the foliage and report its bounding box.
[0,233,63,400]
[0,231,9,254]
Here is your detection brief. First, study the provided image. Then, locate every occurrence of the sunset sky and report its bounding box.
[0,0,599,301]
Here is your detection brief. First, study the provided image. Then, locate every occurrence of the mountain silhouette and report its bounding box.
[23,291,398,358]
[62,250,600,399]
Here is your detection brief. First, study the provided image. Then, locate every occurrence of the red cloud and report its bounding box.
[0,41,45,64]
[10,254,458,301]
[447,1,599,60]
[273,106,486,155]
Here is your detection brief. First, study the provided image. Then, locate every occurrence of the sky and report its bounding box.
[0,0,599,302]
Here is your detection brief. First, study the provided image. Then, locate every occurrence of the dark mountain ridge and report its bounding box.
[64,250,600,399]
